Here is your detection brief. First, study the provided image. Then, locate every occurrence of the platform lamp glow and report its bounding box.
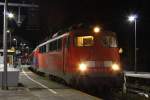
[7,30,12,48]
[13,38,17,48]
[7,12,14,19]
[128,14,137,73]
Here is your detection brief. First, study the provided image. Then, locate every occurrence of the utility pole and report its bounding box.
[2,0,8,90]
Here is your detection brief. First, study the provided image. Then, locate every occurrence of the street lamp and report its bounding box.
[13,38,17,48]
[128,14,137,73]
[7,12,14,19]
[26,46,29,53]
[7,30,11,48]
[6,30,10,33]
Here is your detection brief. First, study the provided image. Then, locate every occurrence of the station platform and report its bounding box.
[0,66,101,100]
[0,67,20,87]
[125,71,150,79]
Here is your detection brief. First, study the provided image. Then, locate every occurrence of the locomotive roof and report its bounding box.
[35,33,69,50]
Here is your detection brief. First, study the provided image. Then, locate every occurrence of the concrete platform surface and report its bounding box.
[0,68,101,100]
[125,71,150,79]
[0,67,19,86]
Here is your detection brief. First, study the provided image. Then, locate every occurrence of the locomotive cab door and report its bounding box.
[62,36,70,74]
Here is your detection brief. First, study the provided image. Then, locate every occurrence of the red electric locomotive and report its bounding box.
[30,25,123,89]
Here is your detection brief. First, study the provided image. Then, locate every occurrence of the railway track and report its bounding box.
[126,76,150,99]
[127,84,149,98]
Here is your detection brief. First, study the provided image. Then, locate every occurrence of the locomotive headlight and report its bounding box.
[112,63,120,71]
[79,63,87,72]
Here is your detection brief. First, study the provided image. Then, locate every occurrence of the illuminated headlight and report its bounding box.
[112,63,120,71]
[79,63,87,72]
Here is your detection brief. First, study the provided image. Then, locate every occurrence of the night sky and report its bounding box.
[36,0,150,71]
[0,0,150,71]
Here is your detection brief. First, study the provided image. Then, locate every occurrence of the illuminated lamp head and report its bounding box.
[128,15,137,22]
[8,12,14,19]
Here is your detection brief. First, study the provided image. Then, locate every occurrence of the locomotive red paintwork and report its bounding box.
[30,26,123,88]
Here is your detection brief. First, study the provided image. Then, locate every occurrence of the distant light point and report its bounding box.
[128,15,137,22]
[8,12,14,19]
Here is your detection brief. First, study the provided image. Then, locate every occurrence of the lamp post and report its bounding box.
[2,0,8,90]
[128,15,137,73]
[7,30,11,48]
[13,38,17,48]
[26,46,29,53]
[7,12,14,48]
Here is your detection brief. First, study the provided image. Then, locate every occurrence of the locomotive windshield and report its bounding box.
[75,36,94,47]
[101,34,118,48]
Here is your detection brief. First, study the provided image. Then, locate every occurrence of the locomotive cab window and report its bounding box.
[75,36,94,47]
[101,35,118,48]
